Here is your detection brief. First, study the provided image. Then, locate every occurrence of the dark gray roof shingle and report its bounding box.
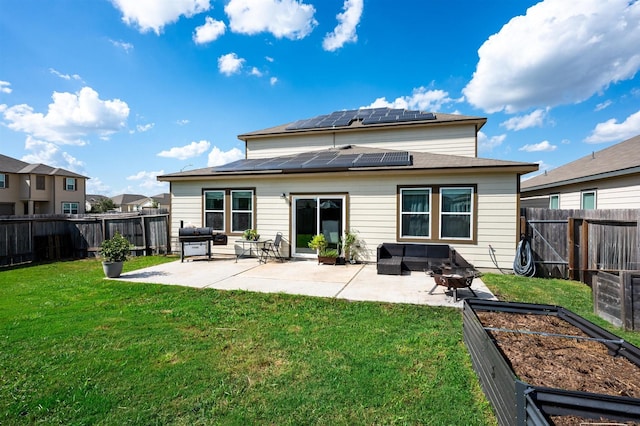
[521,135,640,191]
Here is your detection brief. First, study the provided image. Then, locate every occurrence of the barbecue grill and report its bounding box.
[178,227,227,262]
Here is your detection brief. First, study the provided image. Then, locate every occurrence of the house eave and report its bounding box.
[521,166,640,193]
[158,163,537,182]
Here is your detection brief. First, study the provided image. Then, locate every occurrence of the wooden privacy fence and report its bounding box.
[0,210,170,267]
[522,208,640,330]
[521,208,640,282]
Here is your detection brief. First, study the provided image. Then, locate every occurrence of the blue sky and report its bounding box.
[1,0,639,197]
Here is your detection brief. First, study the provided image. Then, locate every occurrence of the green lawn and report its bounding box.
[1,257,494,425]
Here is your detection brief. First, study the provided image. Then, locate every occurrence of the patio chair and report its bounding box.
[259,232,284,263]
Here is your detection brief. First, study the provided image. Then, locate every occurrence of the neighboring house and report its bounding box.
[158,108,538,269]
[521,135,640,209]
[110,193,147,212]
[149,193,171,211]
[0,153,88,216]
[86,194,110,212]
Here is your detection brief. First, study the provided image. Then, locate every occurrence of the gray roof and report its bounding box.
[521,135,640,191]
[0,153,87,178]
[111,193,147,205]
[238,108,487,139]
[158,145,537,180]
[0,154,29,173]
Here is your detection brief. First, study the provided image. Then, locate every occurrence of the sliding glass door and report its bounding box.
[292,195,345,258]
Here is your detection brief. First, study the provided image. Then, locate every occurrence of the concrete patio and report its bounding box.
[114,256,497,308]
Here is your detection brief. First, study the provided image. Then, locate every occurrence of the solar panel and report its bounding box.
[328,154,359,167]
[284,108,436,130]
[214,150,411,173]
[354,153,385,167]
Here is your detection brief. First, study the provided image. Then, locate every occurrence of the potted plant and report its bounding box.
[243,229,260,241]
[342,229,359,264]
[100,231,132,278]
[308,234,339,265]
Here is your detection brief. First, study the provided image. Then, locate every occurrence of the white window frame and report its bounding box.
[0,174,6,189]
[439,187,474,241]
[231,190,254,233]
[65,178,76,191]
[204,190,225,232]
[400,187,431,239]
[581,190,596,210]
[62,202,79,214]
[549,194,560,209]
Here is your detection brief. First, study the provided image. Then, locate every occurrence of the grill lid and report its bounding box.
[179,227,213,237]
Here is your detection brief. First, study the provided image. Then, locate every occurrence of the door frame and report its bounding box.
[291,194,347,259]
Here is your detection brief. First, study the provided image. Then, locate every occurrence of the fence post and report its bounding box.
[568,218,576,281]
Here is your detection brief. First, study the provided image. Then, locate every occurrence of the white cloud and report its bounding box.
[136,123,154,132]
[584,110,640,143]
[270,77,278,86]
[86,176,111,195]
[322,0,363,51]
[193,16,226,44]
[362,87,458,112]
[157,140,211,160]
[250,67,263,77]
[126,169,168,191]
[208,146,244,166]
[500,109,546,131]
[110,39,134,53]
[110,0,211,34]
[478,131,506,152]
[519,140,557,152]
[463,0,640,113]
[218,53,245,76]
[177,119,190,125]
[265,56,274,62]
[49,68,82,81]
[225,0,317,40]
[2,87,129,145]
[0,81,12,94]
[21,136,84,173]
[594,100,613,111]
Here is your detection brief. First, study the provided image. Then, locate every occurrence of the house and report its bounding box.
[521,135,640,209]
[110,193,147,212]
[109,193,171,212]
[158,108,538,269]
[0,153,88,216]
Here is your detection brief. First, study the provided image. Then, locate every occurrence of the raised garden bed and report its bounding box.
[463,299,640,425]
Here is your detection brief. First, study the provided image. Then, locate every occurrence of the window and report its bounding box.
[581,190,596,210]
[62,202,79,214]
[204,190,225,231]
[65,178,76,191]
[231,190,253,232]
[440,187,473,240]
[203,189,255,234]
[549,194,560,209]
[0,174,7,189]
[36,175,45,190]
[400,188,431,238]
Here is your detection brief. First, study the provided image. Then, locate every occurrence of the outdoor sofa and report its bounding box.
[376,242,471,275]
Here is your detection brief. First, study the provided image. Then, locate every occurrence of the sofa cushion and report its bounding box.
[426,244,450,259]
[381,243,404,257]
[404,244,429,258]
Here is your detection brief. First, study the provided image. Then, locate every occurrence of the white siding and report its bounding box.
[246,124,477,159]
[170,171,520,269]
[521,174,640,209]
